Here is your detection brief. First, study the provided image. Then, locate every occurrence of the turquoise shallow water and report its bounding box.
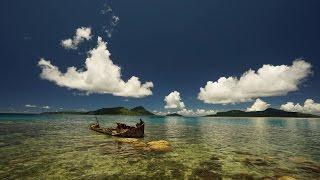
[0,114,319,179]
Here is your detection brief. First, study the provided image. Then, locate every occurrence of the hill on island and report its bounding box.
[166,113,183,117]
[87,106,154,116]
[206,108,319,118]
[41,107,319,118]
[42,106,154,116]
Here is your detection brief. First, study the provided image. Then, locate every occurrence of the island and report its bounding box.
[42,106,154,116]
[41,107,319,118]
[166,113,183,117]
[205,108,319,118]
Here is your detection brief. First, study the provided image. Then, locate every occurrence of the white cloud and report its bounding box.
[163,91,215,116]
[112,16,120,25]
[280,99,320,115]
[61,27,92,49]
[25,104,37,108]
[164,91,185,109]
[101,3,120,39]
[39,37,153,98]
[105,16,120,38]
[177,108,215,117]
[198,60,312,104]
[100,5,113,14]
[153,110,168,116]
[246,98,270,112]
[42,106,50,109]
[153,109,215,117]
[25,104,51,109]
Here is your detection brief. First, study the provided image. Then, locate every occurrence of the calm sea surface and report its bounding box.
[0,114,319,179]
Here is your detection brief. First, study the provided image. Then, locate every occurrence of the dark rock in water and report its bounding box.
[147,163,157,171]
[298,164,320,174]
[0,142,10,148]
[192,168,222,180]
[83,164,93,170]
[289,156,320,176]
[146,159,186,179]
[244,157,270,167]
[127,158,139,165]
[190,155,222,179]
[273,167,295,177]
[233,150,254,156]
[229,173,255,180]
[74,145,95,151]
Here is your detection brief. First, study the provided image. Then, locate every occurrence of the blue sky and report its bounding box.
[1,0,320,114]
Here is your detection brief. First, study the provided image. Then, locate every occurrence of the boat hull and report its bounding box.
[90,123,144,138]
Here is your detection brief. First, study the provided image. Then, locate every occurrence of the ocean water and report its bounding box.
[0,114,319,179]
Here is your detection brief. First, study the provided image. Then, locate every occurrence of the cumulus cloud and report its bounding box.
[153,110,169,116]
[25,104,51,109]
[198,60,312,104]
[100,4,120,38]
[280,99,320,115]
[164,91,185,109]
[112,16,120,25]
[105,15,120,38]
[100,5,113,14]
[42,106,50,109]
[153,109,215,117]
[61,27,92,49]
[25,104,37,108]
[39,37,153,98]
[163,91,215,116]
[246,98,270,112]
[177,108,216,117]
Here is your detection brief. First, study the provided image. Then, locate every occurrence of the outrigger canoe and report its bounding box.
[90,119,144,138]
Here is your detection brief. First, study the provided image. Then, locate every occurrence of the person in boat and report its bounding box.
[96,120,100,128]
[93,117,100,128]
[136,119,144,127]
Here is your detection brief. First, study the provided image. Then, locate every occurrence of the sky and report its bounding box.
[1,0,320,115]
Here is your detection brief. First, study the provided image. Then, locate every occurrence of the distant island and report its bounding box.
[166,113,183,117]
[41,106,154,116]
[206,108,319,118]
[39,107,320,118]
[40,111,87,115]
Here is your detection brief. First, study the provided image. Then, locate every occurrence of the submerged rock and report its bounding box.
[277,176,297,180]
[244,157,269,167]
[190,155,222,179]
[289,156,320,175]
[116,138,139,143]
[192,168,222,180]
[115,138,172,152]
[233,150,254,156]
[298,164,320,174]
[273,167,294,176]
[132,141,147,148]
[147,140,172,152]
[289,156,313,164]
[230,173,254,180]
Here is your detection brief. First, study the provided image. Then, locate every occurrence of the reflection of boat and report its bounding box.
[90,119,144,138]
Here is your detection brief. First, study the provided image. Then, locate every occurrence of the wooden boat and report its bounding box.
[90,119,144,138]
